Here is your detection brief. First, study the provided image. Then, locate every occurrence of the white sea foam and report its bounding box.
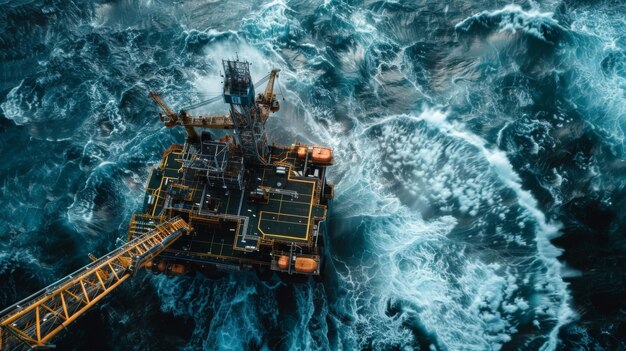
[298,100,575,349]
[1,80,37,125]
[455,5,561,43]
[230,3,578,343]
[566,9,626,142]
[135,2,585,349]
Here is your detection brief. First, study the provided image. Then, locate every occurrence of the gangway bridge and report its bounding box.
[0,60,332,350]
[0,217,192,350]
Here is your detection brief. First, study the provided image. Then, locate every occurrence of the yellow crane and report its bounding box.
[149,68,281,138]
[256,69,281,123]
[0,68,284,350]
[148,92,234,142]
[0,217,192,351]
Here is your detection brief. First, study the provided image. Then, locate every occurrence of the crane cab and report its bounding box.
[270,99,280,112]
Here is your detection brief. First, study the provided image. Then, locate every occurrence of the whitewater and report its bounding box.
[1,0,625,350]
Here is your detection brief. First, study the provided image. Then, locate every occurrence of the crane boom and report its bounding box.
[264,69,280,104]
[256,69,281,124]
[148,92,178,126]
[179,113,234,129]
[149,92,236,140]
[181,95,223,111]
[149,92,200,141]
[0,217,192,351]
[254,73,271,88]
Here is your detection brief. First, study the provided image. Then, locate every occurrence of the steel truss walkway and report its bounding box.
[0,217,191,350]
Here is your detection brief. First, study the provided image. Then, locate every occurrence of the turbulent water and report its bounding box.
[1,0,625,350]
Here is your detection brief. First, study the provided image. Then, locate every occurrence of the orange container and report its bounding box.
[310,147,332,164]
[294,257,318,273]
[277,255,289,269]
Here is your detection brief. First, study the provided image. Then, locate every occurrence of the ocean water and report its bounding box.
[1,0,625,350]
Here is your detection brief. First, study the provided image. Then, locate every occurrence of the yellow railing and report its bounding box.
[0,217,191,351]
[127,213,161,240]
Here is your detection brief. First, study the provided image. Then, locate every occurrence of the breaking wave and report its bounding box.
[1,0,625,350]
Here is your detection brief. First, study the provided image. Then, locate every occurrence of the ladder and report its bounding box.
[0,217,192,351]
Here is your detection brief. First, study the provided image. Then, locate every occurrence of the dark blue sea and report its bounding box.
[1,0,625,350]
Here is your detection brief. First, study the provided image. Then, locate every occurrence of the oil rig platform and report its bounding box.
[0,59,334,350]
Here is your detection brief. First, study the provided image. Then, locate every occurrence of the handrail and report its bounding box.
[0,217,191,351]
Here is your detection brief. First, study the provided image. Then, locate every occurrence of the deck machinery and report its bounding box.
[0,59,334,350]
[139,59,334,278]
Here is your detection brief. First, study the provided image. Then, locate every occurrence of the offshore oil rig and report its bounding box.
[0,59,334,350]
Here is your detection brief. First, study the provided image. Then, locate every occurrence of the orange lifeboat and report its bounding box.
[297,146,308,159]
[294,257,318,273]
[277,255,290,270]
[168,263,187,276]
[157,261,167,273]
[310,147,332,164]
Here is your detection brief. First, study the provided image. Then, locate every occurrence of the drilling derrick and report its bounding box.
[222,59,269,164]
[0,56,335,349]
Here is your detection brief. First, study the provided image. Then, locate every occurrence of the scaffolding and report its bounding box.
[181,134,244,190]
